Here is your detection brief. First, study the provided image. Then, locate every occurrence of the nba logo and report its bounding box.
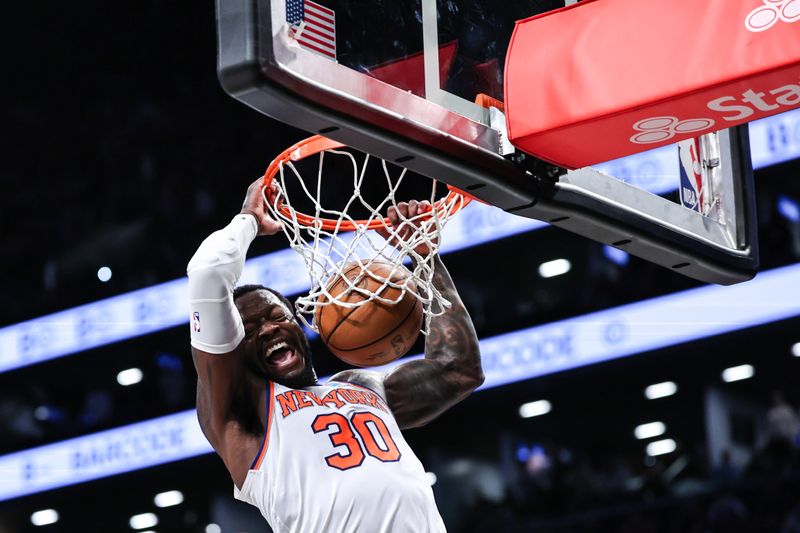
[678,138,703,212]
[192,312,201,333]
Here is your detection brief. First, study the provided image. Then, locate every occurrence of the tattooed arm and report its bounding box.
[383,255,482,428]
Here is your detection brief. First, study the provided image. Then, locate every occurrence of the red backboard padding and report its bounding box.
[505,0,800,169]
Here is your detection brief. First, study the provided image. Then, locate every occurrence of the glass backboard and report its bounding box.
[215,0,758,284]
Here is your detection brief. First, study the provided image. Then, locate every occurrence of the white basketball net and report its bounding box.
[262,146,468,334]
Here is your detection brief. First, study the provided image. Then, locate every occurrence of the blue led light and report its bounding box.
[749,109,800,169]
[516,445,531,462]
[156,353,183,371]
[0,410,212,502]
[603,245,630,267]
[778,195,800,223]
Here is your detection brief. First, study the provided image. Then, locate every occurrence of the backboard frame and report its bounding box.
[216,0,759,284]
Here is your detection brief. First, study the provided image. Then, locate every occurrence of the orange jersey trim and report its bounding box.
[250,381,275,470]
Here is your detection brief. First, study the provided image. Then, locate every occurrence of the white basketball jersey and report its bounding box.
[234,380,447,533]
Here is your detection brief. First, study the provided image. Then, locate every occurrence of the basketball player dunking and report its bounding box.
[187,177,483,532]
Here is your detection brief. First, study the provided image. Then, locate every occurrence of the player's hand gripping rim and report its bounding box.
[240,176,283,236]
[375,200,438,257]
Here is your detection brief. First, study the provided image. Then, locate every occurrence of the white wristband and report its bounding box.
[187,214,258,354]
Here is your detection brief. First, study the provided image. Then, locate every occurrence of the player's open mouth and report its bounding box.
[264,341,301,371]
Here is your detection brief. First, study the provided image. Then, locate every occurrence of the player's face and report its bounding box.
[236,290,316,388]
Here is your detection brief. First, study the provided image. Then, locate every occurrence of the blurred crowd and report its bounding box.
[433,390,800,533]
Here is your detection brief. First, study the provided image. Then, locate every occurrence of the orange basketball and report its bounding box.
[315,260,423,367]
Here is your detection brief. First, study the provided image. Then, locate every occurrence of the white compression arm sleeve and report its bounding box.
[187,214,258,354]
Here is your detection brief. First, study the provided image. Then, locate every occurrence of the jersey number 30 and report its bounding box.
[311,412,401,470]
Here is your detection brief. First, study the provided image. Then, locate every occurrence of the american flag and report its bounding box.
[286,0,337,61]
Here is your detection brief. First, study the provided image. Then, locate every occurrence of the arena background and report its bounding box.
[2,2,800,532]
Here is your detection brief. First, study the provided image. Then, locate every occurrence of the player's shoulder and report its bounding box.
[328,369,387,398]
